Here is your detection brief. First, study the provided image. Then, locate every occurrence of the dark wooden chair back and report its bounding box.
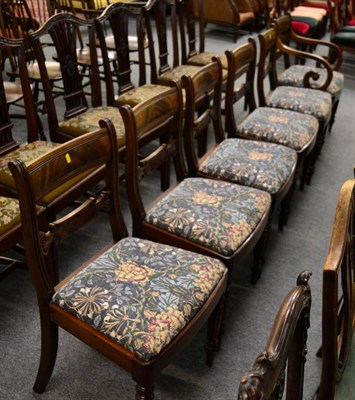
[8,119,125,297]
[224,38,258,138]
[0,0,40,39]
[144,0,180,83]
[177,0,204,65]
[29,12,101,142]
[95,1,148,105]
[121,82,186,236]
[257,27,280,107]
[238,271,312,400]
[0,35,40,149]
[181,59,224,176]
[318,179,355,399]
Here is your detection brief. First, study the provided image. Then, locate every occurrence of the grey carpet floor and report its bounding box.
[0,26,354,400]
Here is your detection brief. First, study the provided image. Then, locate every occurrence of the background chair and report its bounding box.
[327,0,355,60]
[9,119,227,399]
[30,13,124,144]
[0,35,57,201]
[0,0,63,113]
[237,271,312,400]
[318,178,355,400]
[191,0,257,43]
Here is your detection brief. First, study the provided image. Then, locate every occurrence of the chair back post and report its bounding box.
[238,271,312,400]
[0,35,40,145]
[181,58,224,176]
[121,81,185,237]
[95,1,147,105]
[319,179,355,400]
[225,38,257,138]
[257,28,279,107]
[176,0,202,64]
[0,41,17,153]
[272,14,293,68]
[149,0,180,78]
[142,1,158,84]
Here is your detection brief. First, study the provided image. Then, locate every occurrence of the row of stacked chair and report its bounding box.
[0,0,352,399]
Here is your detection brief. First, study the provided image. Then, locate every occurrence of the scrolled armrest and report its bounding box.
[276,38,334,91]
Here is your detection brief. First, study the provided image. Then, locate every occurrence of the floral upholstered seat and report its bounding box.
[278,65,344,96]
[0,141,60,190]
[198,139,297,195]
[236,107,319,152]
[187,52,228,70]
[52,237,226,361]
[267,86,332,121]
[0,196,21,234]
[114,84,172,108]
[58,106,125,147]
[145,178,271,256]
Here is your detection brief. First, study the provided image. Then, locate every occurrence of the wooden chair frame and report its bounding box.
[273,15,343,131]
[257,27,332,187]
[238,271,312,400]
[224,39,317,227]
[122,80,271,317]
[318,179,355,400]
[181,57,296,281]
[9,119,227,399]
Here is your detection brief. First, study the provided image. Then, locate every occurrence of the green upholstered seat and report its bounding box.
[187,52,229,70]
[0,196,21,235]
[58,106,125,147]
[331,32,355,48]
[115,84,171,108]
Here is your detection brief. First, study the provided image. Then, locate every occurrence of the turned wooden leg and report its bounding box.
[252,212,273,284]
[136,384,154,400]
[328,99,339,133]
[278,169,298,231]
[205,295,225,366]
[33,318,58,393]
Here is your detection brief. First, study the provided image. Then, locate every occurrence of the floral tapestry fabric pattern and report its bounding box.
[188,52,228,69]
[59,106,125,147]
[0,196,21,234]
[267,86,332,121]
[52,237,226,361]
[115,84,171,108]
[278,65,344,96]
[236,107,318,151]
[158,64,202,82]
[145,178,271,256]
[0,141,59,189]
[199,139,297,194]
